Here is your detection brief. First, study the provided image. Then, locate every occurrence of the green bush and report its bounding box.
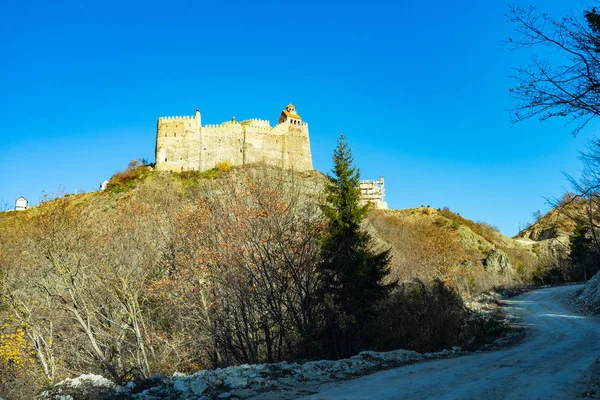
[106,159,149,193]
[214,160,232,173]
[176,168,226,187]
[451,217,461,230]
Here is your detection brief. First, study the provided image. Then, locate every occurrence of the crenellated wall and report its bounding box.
[155,106,313,173]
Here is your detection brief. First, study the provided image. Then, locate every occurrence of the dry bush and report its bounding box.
[440,207,500,243]
[214,160,232,173]
[373,279,470,353]
[106,159,149,193]
[1,192,174,385]
[367,212,466,285]
[0,327,41,400]
[156,167,325,368]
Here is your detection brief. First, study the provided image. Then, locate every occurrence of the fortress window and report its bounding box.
[165,157,167,162]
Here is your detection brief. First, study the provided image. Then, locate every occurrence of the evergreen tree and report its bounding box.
[318,132,394,359]
[570,222,597,281]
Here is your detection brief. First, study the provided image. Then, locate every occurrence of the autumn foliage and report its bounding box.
[0,164,529,398]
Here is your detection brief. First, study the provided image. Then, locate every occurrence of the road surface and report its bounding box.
[303,285,600,400]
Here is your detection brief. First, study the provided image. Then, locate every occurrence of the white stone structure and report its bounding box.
[359,176,387,209]
[15,196,28,211]
[100,180,109,190]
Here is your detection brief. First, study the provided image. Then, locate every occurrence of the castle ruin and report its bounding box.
[155,104,313,172]
[359,177,388,209]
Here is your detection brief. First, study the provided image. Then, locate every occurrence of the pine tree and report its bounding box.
[318,132,394,359]
[570,222,595,281]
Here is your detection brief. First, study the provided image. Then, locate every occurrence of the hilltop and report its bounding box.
[0,163,537,295]
[516,197,586,242]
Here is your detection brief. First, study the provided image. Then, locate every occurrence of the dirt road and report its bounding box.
[303,285,600,400]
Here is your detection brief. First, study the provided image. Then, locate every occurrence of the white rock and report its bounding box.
[224,376,248,388]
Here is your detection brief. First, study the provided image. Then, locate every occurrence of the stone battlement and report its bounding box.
[158,115,197,120]
[155,104,313,173]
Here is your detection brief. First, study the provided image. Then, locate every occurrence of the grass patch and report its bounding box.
[106,159,150,194]
[176,162,233,187]
[440,207,499,242]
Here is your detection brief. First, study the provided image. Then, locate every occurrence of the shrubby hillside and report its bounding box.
[366,207,536,295]
[516,195,583,242]
[514,195,600,282]
[0,162,537,398]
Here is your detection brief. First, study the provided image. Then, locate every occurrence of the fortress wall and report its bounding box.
[244,124,312,171]
[240,118,271,129]
[185,124,201,171]
[270,123,312,171]
[156,116,201,172]
[200,124,244,170]
[282,133,313,171]
[244,126,284,168]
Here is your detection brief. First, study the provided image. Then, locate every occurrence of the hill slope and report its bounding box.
[0,165,536,295]
[0,164,541,398]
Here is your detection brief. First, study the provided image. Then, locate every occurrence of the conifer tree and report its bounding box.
[318,132,394,359]
[570,222,596,281]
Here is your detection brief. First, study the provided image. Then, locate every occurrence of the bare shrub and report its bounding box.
[214,160,232,173]
[373,279,470,353]
[106,159,149,193]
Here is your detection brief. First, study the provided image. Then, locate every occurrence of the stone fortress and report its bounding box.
[155,104,313,173]
[154,103,387,209]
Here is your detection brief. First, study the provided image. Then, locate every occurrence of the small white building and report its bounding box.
[15,196,28,211]
[100,180,109,190]
[359,176,388,210]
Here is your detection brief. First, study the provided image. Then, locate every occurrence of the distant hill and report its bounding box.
[365,206,535,293]
[512,197,597,282]
[516,197,584,242]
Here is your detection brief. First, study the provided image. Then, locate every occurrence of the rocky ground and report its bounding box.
[564,273,600,399]
[40,350,464,400]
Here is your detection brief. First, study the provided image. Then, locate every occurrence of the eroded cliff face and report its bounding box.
[516,199,588,242]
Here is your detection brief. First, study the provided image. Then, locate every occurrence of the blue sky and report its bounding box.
[0,0,595,236]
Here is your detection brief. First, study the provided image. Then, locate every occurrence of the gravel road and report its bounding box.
[303,285,600,400]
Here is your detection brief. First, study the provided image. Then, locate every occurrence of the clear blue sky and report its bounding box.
[0,0,595,236]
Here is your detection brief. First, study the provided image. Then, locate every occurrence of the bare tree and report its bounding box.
[507,5,600,135]
[0,198,10,212]
[165,167,325,366]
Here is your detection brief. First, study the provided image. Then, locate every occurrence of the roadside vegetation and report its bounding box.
[0,139,538,399]
[507,4,600,285]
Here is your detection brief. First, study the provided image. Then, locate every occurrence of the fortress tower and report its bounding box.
[155,104,313,173]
